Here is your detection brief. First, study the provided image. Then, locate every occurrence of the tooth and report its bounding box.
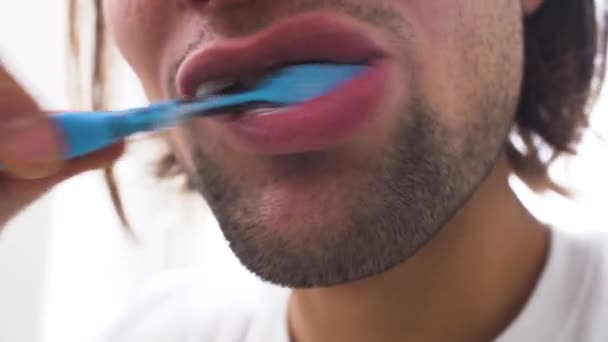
[195,79,237,98]
[194,69,275,98]
[247,107,283,116]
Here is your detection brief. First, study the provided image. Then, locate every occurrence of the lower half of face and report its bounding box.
[106,0,525,288]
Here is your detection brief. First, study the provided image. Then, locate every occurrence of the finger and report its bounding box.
[1,160,65,180]
[0,114,63,165]
[0,66,38,120]
[1,141,126,196]
[0,67,63,167]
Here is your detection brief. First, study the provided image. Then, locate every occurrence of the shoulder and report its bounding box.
[555,229,608,338]
[95,267,288,342]
[553,228,608,290]
[497,228,608,342]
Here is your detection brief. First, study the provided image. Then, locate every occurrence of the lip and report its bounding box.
[175,13,397,155]
[175,13,387,98]
[211,60,395,155]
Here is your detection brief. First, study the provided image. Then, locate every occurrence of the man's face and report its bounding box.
[104,0,533,287]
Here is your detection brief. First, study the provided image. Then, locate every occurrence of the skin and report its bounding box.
[0,0,550,341]
[0,67,124,227]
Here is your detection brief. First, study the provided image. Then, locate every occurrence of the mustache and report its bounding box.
[166,0,408,97]
[206,0,403,37]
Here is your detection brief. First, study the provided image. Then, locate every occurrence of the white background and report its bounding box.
[1,1,608,342]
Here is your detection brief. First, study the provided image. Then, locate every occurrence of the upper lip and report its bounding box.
[175,13,387,98]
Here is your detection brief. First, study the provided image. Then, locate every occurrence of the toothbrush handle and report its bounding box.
[0,111,152,171]
[56,111,147,158]
[0,95,267,171]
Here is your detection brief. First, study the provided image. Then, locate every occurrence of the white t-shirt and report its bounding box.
[97,228,608,342]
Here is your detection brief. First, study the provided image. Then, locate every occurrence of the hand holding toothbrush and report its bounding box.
[0,62,365,229]
[0,65,125,229]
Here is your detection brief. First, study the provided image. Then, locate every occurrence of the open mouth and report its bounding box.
[195,71,270,98]
[175,13,397,155]
[194,69,285,116]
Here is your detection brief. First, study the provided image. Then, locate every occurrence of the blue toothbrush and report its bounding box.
[0,64,366,170]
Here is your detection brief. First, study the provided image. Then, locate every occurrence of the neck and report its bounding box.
[289,155,550,342]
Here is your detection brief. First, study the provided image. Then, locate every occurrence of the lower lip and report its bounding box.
[207,61,395,155]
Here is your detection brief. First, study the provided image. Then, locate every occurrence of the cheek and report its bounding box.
[406,1,521,112]
[385,1,470,122]
[103,0,175,98]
